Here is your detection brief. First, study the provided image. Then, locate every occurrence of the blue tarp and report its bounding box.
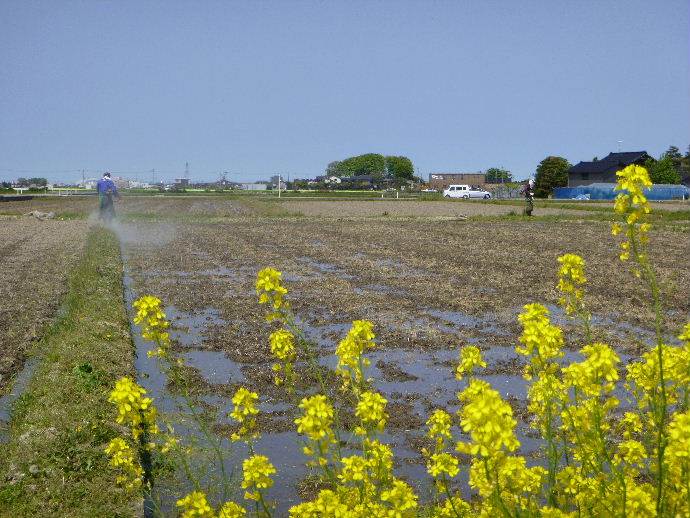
[554,183,689,201]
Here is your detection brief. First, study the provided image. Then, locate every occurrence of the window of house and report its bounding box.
[581,172,589,180]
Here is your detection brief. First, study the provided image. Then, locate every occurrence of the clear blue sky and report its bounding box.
[1,1,688,183]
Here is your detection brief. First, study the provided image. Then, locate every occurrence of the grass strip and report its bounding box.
[0,228,138,517]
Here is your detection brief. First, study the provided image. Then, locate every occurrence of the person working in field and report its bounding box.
[97,171,120,221]
[521,178,534,216]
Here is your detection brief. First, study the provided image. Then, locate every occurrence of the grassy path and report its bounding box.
[0,228,139,517]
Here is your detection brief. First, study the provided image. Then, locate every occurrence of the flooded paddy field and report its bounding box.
[112,196,689,510]
[2,195,688,511]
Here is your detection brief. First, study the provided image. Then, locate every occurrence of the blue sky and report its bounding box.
[1,1,688,183]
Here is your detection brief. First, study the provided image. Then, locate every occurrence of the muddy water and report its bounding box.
[121,260,548,513]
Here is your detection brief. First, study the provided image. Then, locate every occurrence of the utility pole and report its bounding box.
[278,174,282,198]
[185,162,189,180]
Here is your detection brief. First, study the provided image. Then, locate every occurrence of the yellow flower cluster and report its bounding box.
[217,501,247,518]
[355,391,388,434]
[176,491,247,518]
[666,410,690,510]
[455,345,486,380]
[339,454,369,483]
[176,490,215,518]
[517,303,564,378]
[379,479,418,514]
[427,452,459,478]
[468,455,545,512]
[241,454,276,501]
[104,437,143,491]
[335,319,376,392]
[269,328,297,387]
[294,394,336,468]
[364,438,394,483]
[107,376,158,439]
[289,482,418,517]
[295,394,334,441]
[133,295,170,356]
[612,164,652,262]
[426,409,452,445]
[256,267,289,320]
[563,342,620,397]
[456,379,520,457]
[556,253,587,315]
[229,387,259,442]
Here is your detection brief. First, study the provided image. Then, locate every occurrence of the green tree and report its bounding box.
[646,156,681,184]
[485,167,513,183]
[534,156,571,198]
[338,154,386,178]
[384,156,414,179]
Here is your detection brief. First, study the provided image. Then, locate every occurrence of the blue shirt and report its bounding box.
[97,178,118,195]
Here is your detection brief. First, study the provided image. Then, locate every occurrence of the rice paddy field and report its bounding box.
[1,193,689,516]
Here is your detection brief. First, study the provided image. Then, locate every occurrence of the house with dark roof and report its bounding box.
[568,151,651,187]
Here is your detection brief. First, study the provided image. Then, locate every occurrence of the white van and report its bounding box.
[443,184,491,199]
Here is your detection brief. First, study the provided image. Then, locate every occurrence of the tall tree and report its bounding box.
[646,156,681,184]
[485,167,513,183]
[385,156,414,179]
[534,156,571,198]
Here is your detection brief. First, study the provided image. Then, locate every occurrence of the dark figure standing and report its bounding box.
[97,172,119,222]
[521,179,534,216]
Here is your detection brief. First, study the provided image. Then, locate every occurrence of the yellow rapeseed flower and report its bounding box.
[455,345,486,380]
[355,391,388,433]
[133,295,171,353]
[335,320,376,392]
[108,376,158,439]
[242,454,276,501]
[339,455,369,483]
[426,409,453,444]
[427,452,460,478]
[612,164,653,263]
[380,479,418,514]
[256,267,289,319]
[218,501,246,518]
[104,437,143,491]
[295,394,335,441]
[456,379,520,457]
[563,342,620,396]
[556,253,587,315]
[229,387,259,442]
[176,490,214,518]
[516,303,564,379]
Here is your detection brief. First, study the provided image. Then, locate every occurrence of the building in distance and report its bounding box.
[568,151,651,187]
